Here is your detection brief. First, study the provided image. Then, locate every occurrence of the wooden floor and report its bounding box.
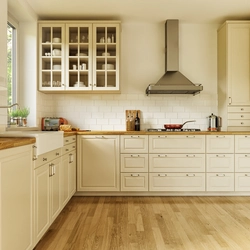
[34,196,250,250]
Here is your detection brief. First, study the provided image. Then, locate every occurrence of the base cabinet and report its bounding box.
[33,149,61,245]
[206,173,234,191]
[0,145,34,250]
[77,135,120,191]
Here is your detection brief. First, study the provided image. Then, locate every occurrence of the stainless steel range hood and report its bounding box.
[146,20,203,95]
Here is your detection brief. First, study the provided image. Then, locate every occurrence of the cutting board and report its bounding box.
[125,110,140,131]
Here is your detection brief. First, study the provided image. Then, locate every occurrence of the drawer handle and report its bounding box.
[216,174,225,177]
[131,155,140,157]
[245,155,250,157]
[186,174,195,177]
[65,149,69,152]
[216,135,225,138]
[72,146,76,149]
[241,122,244,125]
[130,136,140,138]
[131,174,140,177]
[241,115,244,118]
[158,154,167,157]
[56,152,60,156]
[245,136,250,138]
[186,155,195,157]
[186,135,195,138]
[95,136,105,139]
[245,174,250,177]
[158,174,167,177]
[158,136,167,138]
[73,138,76,141]
[43,157,47,161]
[66,140,69,142]
[241,108,244,111]
[216,155,225,157]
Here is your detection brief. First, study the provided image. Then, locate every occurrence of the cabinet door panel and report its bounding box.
[121,173,148,191]
[235,154,250,172]
[149,154,205,172]
[206,135,234,153]
[149,135,205,153]
[206,154,234,172]
[149,173,205,191]
[206,173,234,191]
[235,173,250,191]
[235,135,250,153]
[121,154,148,172]
[120,135,148,153]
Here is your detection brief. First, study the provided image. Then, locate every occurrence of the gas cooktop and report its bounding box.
[147,128,201,132]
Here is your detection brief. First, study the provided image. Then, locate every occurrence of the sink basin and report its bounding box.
[0,130,64,155]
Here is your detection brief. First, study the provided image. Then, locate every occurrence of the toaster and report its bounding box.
[41,117,68,131]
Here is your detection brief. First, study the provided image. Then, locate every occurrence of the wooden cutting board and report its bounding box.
[125,110,140,131]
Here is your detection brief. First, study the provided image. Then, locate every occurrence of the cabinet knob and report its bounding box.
[43,157,47,161]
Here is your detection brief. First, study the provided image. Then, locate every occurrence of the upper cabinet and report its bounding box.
[38,21,120,93]
[218,21,250,131]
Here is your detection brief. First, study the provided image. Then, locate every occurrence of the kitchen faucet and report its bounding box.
[0,103,20,127]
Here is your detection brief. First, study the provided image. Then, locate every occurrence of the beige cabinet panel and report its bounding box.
[0,145,33,250]
[235,173,250,191]
[206,154,234,172]
[77,135,120,191]
[235,154,250,172]
[121,154,148,172]
[235,135,250,153]
[121,173,148,191]
[149,173,205,192]
[120,135,148,153]
[149,154,205,173]
[149,135,205,153]
[206,173,234,191]
[206,135,234,153]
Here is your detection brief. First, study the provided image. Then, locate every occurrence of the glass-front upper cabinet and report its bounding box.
[66,24,92,90]
[93,23,120,91]
[39,24,65,90]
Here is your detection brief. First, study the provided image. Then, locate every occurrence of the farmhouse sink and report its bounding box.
[0,130,64,156]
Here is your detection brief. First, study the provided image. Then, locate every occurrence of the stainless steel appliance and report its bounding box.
[207,113,222,131]
[41,117,68,131]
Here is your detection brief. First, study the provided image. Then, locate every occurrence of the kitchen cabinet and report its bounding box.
[120,135,149,191]
[61,135,76,207]
[38,21,120,93]
[235,135,250,191]
[149,135,205,191]
[218,21,250,131]
[0,144,34,250]
[206,135,234,191]
[33,148,62,245]
[77,135,120,191]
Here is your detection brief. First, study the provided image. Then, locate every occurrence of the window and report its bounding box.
[7,21,17,106]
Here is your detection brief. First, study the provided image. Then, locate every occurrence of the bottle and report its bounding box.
[111,34,114,43]
[134,111,140,131]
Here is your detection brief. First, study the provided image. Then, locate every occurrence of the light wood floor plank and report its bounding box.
[34,196,250,250]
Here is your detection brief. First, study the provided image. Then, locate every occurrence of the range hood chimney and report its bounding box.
[146,20,203,95]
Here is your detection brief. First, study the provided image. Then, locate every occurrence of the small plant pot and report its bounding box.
[18,117,27,127]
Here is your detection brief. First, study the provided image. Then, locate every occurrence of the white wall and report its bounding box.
[0,0,7,131]
[37,21,219,131]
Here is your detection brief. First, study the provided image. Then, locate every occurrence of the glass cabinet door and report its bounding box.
[66,24,92,90]
[39,24,65,90]
[93,23,120,90]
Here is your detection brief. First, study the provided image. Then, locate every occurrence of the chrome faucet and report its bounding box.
[0,103,20,127]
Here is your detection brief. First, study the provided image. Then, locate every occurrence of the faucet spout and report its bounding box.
[0,103,20,109]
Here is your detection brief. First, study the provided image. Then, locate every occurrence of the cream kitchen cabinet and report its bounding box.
[218,21,250,131]
[77,135,120,191]
[235,135,250,191]
[0,144,34,250]
[206,135,234,191]
[60,135,76,207]
[149,135,205,191]
[120,135,148,191]
[33,148,62,245]
[38,21,120,93]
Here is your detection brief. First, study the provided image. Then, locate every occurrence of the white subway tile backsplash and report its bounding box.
[37,93,216,131]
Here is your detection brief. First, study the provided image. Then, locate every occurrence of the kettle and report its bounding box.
[207,113,222,131]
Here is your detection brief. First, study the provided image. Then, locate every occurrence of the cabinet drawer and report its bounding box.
[228,113,250,119]
[206,154,234,172]
[121,173,148,191]
[120,135,148,153]
[149,135,205,153]
[228,120,250,126]
[228,106,250,113]
[235,173,250,191]
[235,154,250,172]
[62,142,76,155]
[34,148,62,169]
[235,135,250,153]
[121,154,148,172]
[149,173,205,191]
[206,173,234,191]
[206,135,234,153]
[149,154,205,172]
[64,135,76,145]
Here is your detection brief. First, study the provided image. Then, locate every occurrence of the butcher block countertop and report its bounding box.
[0,137,36,150]
[1,130,250,151]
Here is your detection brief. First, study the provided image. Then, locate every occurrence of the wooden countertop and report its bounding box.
[0,137,36,150]
[2,130,250,151]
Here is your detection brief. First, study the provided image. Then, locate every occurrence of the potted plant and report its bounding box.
[9,109,19,126]
[18,107,30,126]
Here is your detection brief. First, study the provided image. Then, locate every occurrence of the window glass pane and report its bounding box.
[7,22,17,106]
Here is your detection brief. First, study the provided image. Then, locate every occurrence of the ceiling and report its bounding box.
[8,0,250,24]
